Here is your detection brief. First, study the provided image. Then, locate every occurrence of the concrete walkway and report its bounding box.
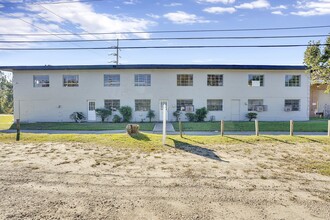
[152,123,176,134]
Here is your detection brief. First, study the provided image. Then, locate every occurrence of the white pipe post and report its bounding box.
[162,104,166,145]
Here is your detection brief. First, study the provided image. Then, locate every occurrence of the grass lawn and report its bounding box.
[172,120,329,132]
[0,114,14,130]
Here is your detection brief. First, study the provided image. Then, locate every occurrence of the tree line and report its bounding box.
[0,71,13,114]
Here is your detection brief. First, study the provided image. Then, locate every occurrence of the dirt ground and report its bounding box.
[0,139,329,220]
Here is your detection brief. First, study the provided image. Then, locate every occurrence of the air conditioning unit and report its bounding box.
[284,106,292,112]
[251,80,260,87]
[255,105,264,112]
[185,105,194,113]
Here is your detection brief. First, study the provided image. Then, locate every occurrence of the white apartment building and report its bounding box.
[1,64,309,122]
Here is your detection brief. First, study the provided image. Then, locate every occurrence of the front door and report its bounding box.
[159,100,168,121]
[87,101,96,121]
[231,99,240,121]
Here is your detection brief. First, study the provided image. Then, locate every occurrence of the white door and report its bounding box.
[159,100,168,121]
[231,99,240,121]
[87,101,96,121]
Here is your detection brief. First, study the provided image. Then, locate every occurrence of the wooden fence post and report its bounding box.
[179,120,183,138]
[16,119,20,141]
[220,120,224,136]
[328,120,330,137]
[290,120,294,136]
[255,120,259,136]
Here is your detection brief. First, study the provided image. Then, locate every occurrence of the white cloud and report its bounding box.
[292,0,330,16]
[164,11,210,24]
[197,0,235,4]
[25,2,155,39]
[164,3,182,7]
[204,7,236,14]
[271,10,284,15]
[236,0,270,9]
[0,4,3,8]
[271,5,287,10]
[146,13,160,19]
[123,0,139,5]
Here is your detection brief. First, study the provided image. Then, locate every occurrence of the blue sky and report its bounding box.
[0,0,329,66]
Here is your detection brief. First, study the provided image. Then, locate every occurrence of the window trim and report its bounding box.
[248,74,264,87]
[285,75,301,87]
[207,74,223,87]
[176,99,193,111]
[104,99,120,111]
[135,99,151,111]
[207,99,223,111]
[284,99,300,111]
[248,99,264,111]
[134,74,151,87]
[33,75,50,88]
[63,75,79,87]
[104,74,120,87]
[177,74,193,86]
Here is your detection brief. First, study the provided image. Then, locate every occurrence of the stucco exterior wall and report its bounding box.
[13,68,309,122]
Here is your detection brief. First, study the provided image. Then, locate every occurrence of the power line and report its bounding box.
[0,34,328,43]
[0,25,330,36]
[1,44,329,50]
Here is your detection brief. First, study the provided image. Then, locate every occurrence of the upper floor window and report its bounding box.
[207,75,223,86]
[207,99,223,111]
[135,99,151,111]
[177,74,193,86]
[177,99,193,111]
[135,74,151,86]
[33,75,49,87]
[63,75,79,87]
[248,99,263,111]
[285,75,300,87]
[284,99,300,111]
[104,99,120,111]
[104,74,120,87]
[248,74,264,87]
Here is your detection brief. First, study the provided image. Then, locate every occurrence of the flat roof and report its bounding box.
[0,64,306,71]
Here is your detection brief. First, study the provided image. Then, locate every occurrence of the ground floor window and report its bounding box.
[284,99,300,111]
[248,99,263,111]
[135,99,151,111]
[104,99,120,111]
[177,99,193,111]
[207,99,223,111]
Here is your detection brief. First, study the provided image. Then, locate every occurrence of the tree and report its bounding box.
[146,109,155,122]
[119,106,132,122]
[95,108,112,122]
[304,36,330,93]
[0,71,13,114]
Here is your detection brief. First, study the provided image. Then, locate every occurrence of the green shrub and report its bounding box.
[119,106,132,122]
[246,112,257,121]
[69,112,86,123]
[95,108,112,122]
[112,114,122,123]
[146,110,155,122]
[185,113,196,122]
[195,107,208,122]
[173,110,180,122]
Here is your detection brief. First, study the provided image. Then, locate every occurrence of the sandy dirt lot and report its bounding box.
[0,138,329,219]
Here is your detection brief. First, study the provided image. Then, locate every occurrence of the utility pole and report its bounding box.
[109,39,120,65]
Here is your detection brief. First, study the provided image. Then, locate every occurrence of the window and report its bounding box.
[248,99,263,111]
[248,75,264,86]
[104,99,120,111]
[285,75,300,87]
[33,75,49,87]
[207,75,223,86]
[176,99,193,111]
[104,74,120,87]
[135,74,151,86]
[63,75,79,87]
[177,74,193,86]
[135,99,151,111]
[285,99,300,111]
[207,99,223,111]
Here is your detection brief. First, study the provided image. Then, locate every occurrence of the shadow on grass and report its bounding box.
[262,136,296,145]
[169,138,229,162]
[182,136,205,144]
[129,132,151,141]
[296,136,325,144]
[224,136,254,145]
